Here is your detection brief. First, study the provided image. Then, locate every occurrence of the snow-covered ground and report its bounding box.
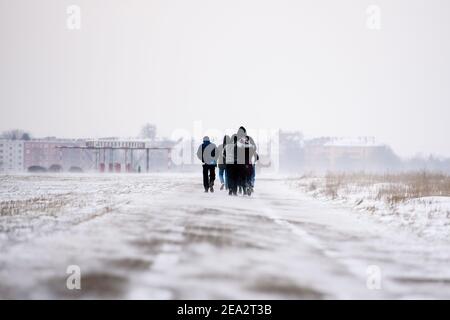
[1,173,450,299]
[291,177,450,242]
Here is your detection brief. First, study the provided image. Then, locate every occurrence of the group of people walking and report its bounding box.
[197,126,258,196]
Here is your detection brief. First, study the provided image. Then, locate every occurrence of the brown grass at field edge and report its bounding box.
[304,171,450,205]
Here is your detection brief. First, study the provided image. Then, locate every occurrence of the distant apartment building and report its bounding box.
[277,131,401,173]
[302,137,401,172]
[0,140,25,172]
[0,137,177,173]
[23,139,93,172]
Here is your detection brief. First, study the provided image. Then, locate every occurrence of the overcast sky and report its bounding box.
[1,0,449,157]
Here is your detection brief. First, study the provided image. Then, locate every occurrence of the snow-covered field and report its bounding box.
[292,175,450,241]
[1,173,450,299]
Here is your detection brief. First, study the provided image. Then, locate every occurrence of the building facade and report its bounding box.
[0,140,25,172]
[0,137,176,173]
[23,139,93,172]
[301,137,401,172]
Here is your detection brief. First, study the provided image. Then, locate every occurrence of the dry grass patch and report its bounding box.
[322,171,450,204]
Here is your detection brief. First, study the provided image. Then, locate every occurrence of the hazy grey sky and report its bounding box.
[1,0,449,157]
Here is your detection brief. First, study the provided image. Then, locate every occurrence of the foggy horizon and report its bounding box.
[1,0,450,158]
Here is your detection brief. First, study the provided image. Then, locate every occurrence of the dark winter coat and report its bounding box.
[197,141,218,166]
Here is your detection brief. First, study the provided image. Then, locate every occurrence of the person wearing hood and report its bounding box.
[197,136,218,193]
[224,134,238,195]
[236,126,257,195]
[237,126,256,149]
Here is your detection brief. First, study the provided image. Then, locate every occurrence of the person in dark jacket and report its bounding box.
[196,136,218,193]
[242,135,257,194]
[236,126,257,195]
[224,134,238,195]
[217,135,230,190]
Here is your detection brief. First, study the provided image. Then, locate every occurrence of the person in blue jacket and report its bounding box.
[196,136,218,193]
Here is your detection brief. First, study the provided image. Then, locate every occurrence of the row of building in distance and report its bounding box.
[0,138,173,173]
[4,131,433,174]
[0,139,93,173]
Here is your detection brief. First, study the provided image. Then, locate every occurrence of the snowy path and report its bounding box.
[1,174,450,299]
